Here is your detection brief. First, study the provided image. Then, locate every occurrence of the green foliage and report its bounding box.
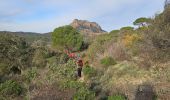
[0,80,23,96]
[109,30,120,39]
[60,80,95,100]
[133,17,151,26]
[48,58,95,100]
[0,33,33,76]
[110,30,119,34]
[87,34,113,60]
[25,67,38,83]
[49,59,77,80]
[32,47,49,68]
[120,26,134,31]
[59,53,69,64]
[108,95,126,100]
[83,65,96,78]
[0,63,9,77]
[100,57,117,66]
[52,25,83,51]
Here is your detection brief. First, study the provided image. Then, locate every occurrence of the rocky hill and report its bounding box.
[70,19,106,36]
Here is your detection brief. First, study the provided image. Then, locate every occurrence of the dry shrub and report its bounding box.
[104,41,130,61]
[142,7,170,63]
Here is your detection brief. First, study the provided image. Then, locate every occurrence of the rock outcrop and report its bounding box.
[70,19,106,36]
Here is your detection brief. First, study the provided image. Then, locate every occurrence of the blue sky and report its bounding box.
[0,0,164,33]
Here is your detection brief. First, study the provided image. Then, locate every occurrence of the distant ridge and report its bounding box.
[0,31,51,43]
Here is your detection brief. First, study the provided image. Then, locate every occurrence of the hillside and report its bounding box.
[0,31,51,43]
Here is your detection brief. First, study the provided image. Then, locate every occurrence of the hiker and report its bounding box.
[76,58,83,77]
[64,49,83,77]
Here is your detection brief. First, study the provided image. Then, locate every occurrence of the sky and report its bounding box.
[0,0,165,33]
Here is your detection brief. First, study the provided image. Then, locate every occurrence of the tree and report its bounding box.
[133,17,151,27]
[52,25,83,51]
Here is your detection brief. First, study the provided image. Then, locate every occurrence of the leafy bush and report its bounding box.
[0,80,23,96]
[100,57,117,66]
[60,80,95,100]
[32,47,49,68]
[122,34,141,47]
[25,67,38,83]
[108,94,126,100]
[120,26,134,32]
[83,65,96,78]
[87,34,113,61]
[0,63,9,77]
[52,25,83,51]
[0,33,33,73]
[59,53,69,64]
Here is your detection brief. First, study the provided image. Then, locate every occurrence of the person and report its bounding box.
[64,49,83,77]
[76,58,83,77]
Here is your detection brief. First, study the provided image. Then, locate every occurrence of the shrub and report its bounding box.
[0,80,23,96]
[0,33,32,72]
[108,94,126,100]
[141,7,170,62]
[87,34,113,61]
[52,25,83,51]
[100,57,117,66]
[25,67,38,83]
[104,41,130,61]
[120,26,134,32]
[60,80,95,100]
[59,53,69,64]
[32,48,49,68]
[83,65,96,78]
[0,63,9,77]
[122,34,141,47]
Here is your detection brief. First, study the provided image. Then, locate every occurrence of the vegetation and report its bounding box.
[108,95,126,100]
[52,25,83,51]
[0,2,170,100]
[120,26,134,31]
[100,57,117,67]
[133,17,151,27]
[83,65,96,78]
[0,80,23,98]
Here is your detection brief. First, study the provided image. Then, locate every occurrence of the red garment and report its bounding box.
[69,53,76,58]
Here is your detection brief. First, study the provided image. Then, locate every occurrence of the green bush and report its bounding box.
[0,33,32,73]
[25,67,38,83]
[32,48,49,68]
[108,95,126,100]
[120,26,134,31]
[100,57,117,66]
[52,25,83,51]
[60,80,95,100]
[87,34,113,61]
[83,65,96,78]
[0,63,9,77]
[0,80,23,96]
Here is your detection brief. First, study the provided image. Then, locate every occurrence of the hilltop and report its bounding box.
[70,19,106,36]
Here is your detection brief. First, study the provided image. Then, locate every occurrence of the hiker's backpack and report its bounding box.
[77,59,83,67]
